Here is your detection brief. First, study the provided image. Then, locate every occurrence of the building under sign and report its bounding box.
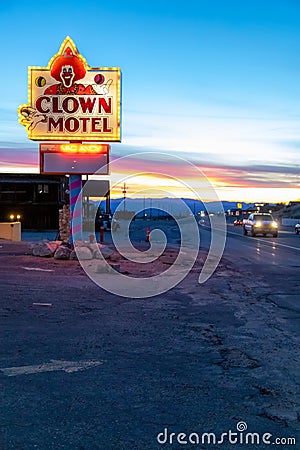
[0,174,68,230]
[0,174,111,231]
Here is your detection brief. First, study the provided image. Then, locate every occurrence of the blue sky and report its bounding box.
[0,0,299,201]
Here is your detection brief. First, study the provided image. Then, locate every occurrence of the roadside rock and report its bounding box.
[69,250,78,260]
[54,246,72,260]
[73,240,88,247]
[75,246,93,260]
[92,244,114,260]
[32,241,61,257]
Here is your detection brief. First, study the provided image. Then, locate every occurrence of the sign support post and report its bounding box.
[69,174,82,243]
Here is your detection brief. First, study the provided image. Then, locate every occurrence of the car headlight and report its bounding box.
[272,221,278,228]
[254,221,262,227]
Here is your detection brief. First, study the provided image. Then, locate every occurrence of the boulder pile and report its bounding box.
[31,240,115,261]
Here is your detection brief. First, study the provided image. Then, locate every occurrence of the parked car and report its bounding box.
[233,218,244,226]
[295,223,300,234]
[243,213,278,237]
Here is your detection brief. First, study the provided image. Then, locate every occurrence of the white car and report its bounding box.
[295,223,300,235]
[243,213,278,237]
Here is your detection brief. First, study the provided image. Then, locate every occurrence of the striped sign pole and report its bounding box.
[69,174,82,244]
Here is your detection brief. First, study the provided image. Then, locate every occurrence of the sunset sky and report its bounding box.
[0,0,299,202]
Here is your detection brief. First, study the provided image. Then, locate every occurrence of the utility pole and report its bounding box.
[122,182,127,212]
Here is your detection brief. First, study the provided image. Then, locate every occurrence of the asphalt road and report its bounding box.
[208,222,299,273]
[0,220,299,449]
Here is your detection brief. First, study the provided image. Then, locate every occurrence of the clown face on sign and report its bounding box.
[18,36,121,141]
[44,46,112,96]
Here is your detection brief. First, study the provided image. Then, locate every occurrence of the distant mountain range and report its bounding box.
[94,197,257,215]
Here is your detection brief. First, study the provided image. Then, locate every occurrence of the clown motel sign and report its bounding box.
[18,36,121,142]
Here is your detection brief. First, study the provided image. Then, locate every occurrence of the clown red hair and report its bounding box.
[50,47,86,82]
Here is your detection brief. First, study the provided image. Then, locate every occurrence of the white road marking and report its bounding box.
[32,302,52,307]
[23,267,54,272]
[0,359,103,376]
[277,229,296,235]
